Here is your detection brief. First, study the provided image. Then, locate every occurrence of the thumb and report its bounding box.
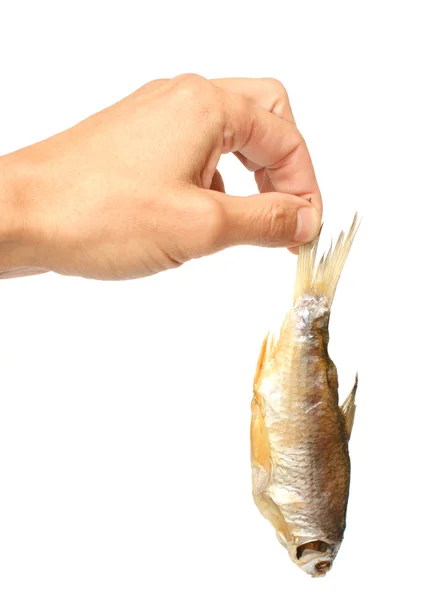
[211,191,322,249]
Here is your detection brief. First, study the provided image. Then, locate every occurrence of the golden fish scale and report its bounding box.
[255,293,350,544]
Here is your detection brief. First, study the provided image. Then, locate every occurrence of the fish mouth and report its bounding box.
[313,560,332,576]
[296,540,330,560]
[295,540,334,577]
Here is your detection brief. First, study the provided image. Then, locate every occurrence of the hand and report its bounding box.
[0,75,322,280]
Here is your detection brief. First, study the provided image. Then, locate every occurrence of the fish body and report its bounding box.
[251,216,358,577]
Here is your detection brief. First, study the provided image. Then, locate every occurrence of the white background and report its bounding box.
[1,1,427,598]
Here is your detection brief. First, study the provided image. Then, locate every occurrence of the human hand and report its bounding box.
[0,75,322,280]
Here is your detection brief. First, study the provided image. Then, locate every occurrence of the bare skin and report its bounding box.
[0,75,322,280]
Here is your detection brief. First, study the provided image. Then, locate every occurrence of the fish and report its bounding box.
[250,215,359,578]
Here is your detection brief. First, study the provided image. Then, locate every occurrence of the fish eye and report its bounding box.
[296,540,330,560]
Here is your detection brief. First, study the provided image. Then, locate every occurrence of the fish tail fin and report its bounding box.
[293,228,321,302]
[294,213,360,307]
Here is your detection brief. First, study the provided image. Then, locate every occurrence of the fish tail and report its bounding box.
[294,213,359,307]
[293,226,320,302]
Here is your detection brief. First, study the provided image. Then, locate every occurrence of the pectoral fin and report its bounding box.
[251,398,292,544]
[251,395,271,491]
[251,333,274,489]
[256,492,292,545]
[341,373,358,440]
[251,333,291,543]
[253,332,275,391]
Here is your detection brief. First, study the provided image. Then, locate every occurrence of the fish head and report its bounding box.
[293,539,339,577]
[277,532,340,577]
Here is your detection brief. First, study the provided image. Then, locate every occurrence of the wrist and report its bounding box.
[0,151,42,276]
[0,154,19,240]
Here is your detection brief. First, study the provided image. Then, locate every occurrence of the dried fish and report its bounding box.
[250,215,359,577]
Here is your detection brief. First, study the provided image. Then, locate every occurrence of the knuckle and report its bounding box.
[172,73,220,123]
[172,73,210,101]
[292,129,308,156]
[174,72,206,87]
[292,128,305,148]
[261,77,290,116]
[187,196,227,256]
[175,192,228,260]
[263,77,288,95]
[275,126,305,164]
[221,93,248,152]
[263,202,294,245]
[200,197,227,251]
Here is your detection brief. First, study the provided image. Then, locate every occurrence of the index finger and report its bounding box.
[215,83,322,212]
[212,77,296,124]
[213,77,297,178]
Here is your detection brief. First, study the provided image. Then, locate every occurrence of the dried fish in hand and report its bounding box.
[250,215,359,577]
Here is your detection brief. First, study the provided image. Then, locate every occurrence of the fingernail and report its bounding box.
[294,207,321,243]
